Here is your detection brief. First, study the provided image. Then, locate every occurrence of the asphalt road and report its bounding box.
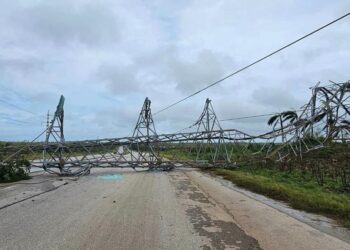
[0,168,349,250]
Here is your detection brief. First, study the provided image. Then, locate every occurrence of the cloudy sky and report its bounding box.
[0,0,349,141]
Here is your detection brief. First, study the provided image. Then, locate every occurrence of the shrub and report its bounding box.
[0,159,31,182]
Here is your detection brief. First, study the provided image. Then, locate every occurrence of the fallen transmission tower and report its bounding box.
[0,81,348,176]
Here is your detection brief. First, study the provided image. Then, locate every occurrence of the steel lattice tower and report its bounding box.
[194,98,230,163]
[43,95,66,173]
[130,97,160,168]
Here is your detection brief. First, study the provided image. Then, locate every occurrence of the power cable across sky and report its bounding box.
[154,12,350,115]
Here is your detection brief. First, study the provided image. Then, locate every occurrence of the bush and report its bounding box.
[0,159,31,183]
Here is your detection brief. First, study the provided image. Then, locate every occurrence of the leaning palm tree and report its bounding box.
[282,111,300,140]
[268,111,299,142]
[282,111,298,125]
[268,113,282,129]
[268,112,286,142]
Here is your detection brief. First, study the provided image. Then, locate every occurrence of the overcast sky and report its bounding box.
[0,0,349,141]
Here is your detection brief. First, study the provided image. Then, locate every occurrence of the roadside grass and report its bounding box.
[160,149,196,161]
[206,167,350,229]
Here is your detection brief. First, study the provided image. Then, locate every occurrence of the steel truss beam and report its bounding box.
[1,81,349,176]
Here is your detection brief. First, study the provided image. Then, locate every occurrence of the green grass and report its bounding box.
[160,149,196,161]
[206,167,350,228]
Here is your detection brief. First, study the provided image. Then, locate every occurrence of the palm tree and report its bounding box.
[282,111,298,125]
[268,112,285,142]
[282,111,301,140]
[268,110,301,141]
[268,113,282,128]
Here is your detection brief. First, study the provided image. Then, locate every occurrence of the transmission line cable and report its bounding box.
[0,98,46,119]
[154,12,350,115]
[0,114,29,124]
[220,103,350,122]
[0,98,36,115]
[220,109,305,121]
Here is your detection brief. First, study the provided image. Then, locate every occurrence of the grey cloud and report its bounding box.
[252,86,301,110]
[1,0,349,141]
[95,49,173,95]
[168,50,231,94]
[97,64,141,94]
[96,49,234,97]
[90,105,142,138]
[0,56,44,75]
[15,1,120,47]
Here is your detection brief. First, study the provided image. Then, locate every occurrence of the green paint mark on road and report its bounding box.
[97,174,123,180]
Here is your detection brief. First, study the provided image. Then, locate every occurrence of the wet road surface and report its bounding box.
[0,168,349,250]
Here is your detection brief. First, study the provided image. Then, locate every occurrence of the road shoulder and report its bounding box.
[185,169,350,250]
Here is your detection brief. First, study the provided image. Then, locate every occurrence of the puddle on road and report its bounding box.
[97,174,124,180]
